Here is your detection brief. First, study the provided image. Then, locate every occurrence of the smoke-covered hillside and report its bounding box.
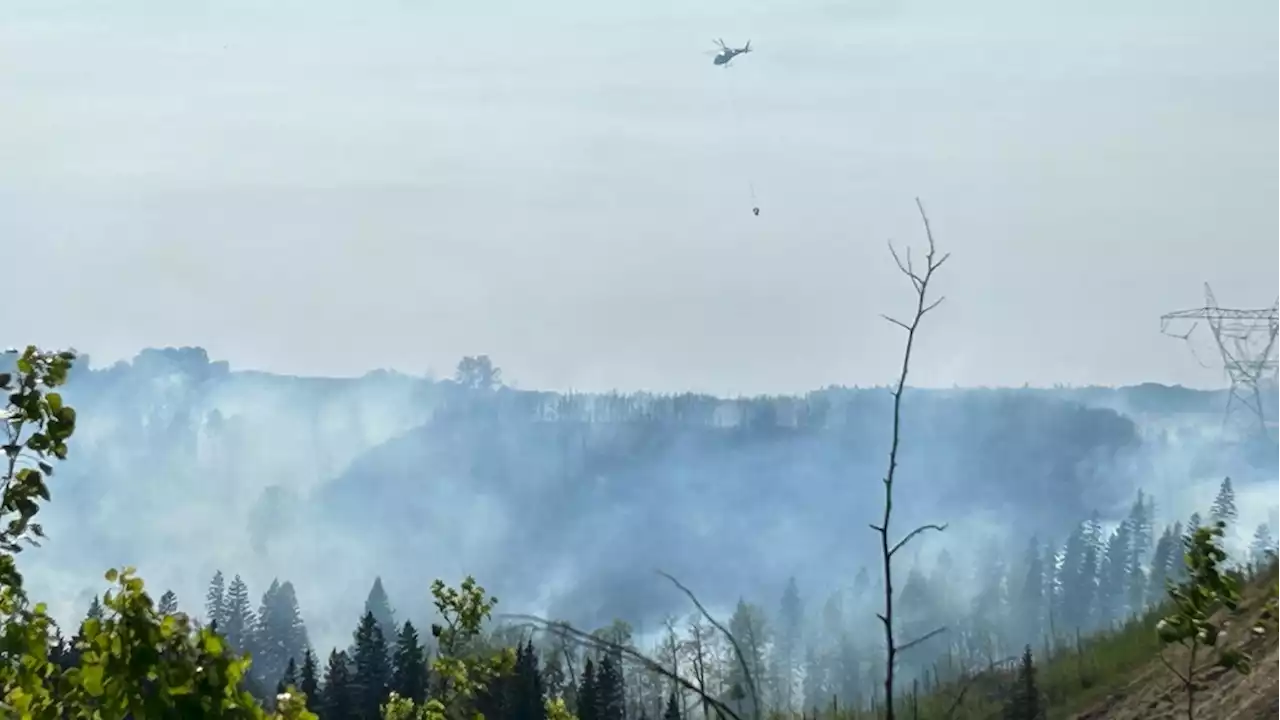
[26,347,1279,653]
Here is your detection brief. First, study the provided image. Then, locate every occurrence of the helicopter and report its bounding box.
[711,38,752,67]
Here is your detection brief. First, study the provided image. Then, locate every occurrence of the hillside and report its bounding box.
[19,347,1280,650]
[881,562,1280,720]
[1070,564,1278,720]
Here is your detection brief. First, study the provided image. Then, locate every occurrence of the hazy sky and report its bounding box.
[3,0,1276,395]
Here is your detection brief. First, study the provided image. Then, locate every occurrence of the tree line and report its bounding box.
[42,473,1272,720]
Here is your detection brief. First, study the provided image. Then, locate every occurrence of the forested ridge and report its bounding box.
[42,348,1269,617]
[31,347,1275,641]
[7,345,1275,720]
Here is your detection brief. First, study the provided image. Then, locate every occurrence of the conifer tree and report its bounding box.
[1251,523,1277,567]
[205,570,227,629]
[800,646,824,711]
[1001,645,1041,720]
[595,654,626,720]
[1098,524,1133,624]
[1210,477,1238,528]
[158,589,179,616]
[364,576,397,646]
[391,620,429,704]
[300,648,320,709]
[255,579,311,693]
[513,640,548,720]
[352,610,392,720]
[725,599,768,712]
[86,594,104,621]
[774,577,803,712]
[323,649,356,720]
[223,574,256,655]
[1017,537,1045,645]
[1128,490,1155,565]
[1059,520,1097,631]
[277,656,298,695]
[578,658,599,720]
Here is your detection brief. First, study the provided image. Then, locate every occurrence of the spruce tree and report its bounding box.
[1147,525,1175,607]
[255,579,310,693]
[364,577,397,645]
[391,620,428,705]
[595,654,626,720]
[86,595,104,621]
[276,656,298,695]
[577,659,598,720]
[206,570,227,630]
[512,640,547,720]
[352,610,392,720]
[1128,490,1155,565]
[1251,523,1277,567]
[725,600,768,711]
[800,646,824,711]
[1210,477,1238,528]
[223,574,256,655]
[1017,537,1045,645]
[774,577,802,712]
[1001,645,1041,720]
[323,649,356,720]
[1098,524,1133,625]
[1059,520,1095,631]
[300,648,320,708]
[157,589,179,616]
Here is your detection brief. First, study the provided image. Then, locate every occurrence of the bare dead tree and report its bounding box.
[503,613,750,720]
[871,197,952,720]
[656,570,762,720]
[685,613,713,720]
[501,570,762,720]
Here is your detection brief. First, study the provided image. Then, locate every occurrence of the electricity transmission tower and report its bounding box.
[1161,284,1279,437]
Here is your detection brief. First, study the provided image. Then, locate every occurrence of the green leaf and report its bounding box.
[202,632,224,656]
[81,664,105,697]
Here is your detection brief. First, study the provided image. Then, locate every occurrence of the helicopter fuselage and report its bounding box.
[713,50,742,66]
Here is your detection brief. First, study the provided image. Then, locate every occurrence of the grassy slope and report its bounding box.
[834,562,1278,720]
[1067,563,1278,720]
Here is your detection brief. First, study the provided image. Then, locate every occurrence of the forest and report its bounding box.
[46,475,1278,720]
[30,345,1278,648]
[0,343,1273,720]
[3,224,1277,720]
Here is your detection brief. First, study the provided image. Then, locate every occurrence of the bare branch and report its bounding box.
[1158,649,1191,686]
[657,570,762,720]
[920,296,946,316]
[880,315,912,332]
[941,655,1018,720]
[889,523,950,558]
[503,614,748,720]
[898,626,948,655]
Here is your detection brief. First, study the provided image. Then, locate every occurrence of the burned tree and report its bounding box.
[871,198,951,720]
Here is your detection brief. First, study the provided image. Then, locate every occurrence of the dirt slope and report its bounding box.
[1073,570,1278,720]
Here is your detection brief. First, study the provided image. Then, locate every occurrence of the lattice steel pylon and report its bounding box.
[1161,284,1279,437]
